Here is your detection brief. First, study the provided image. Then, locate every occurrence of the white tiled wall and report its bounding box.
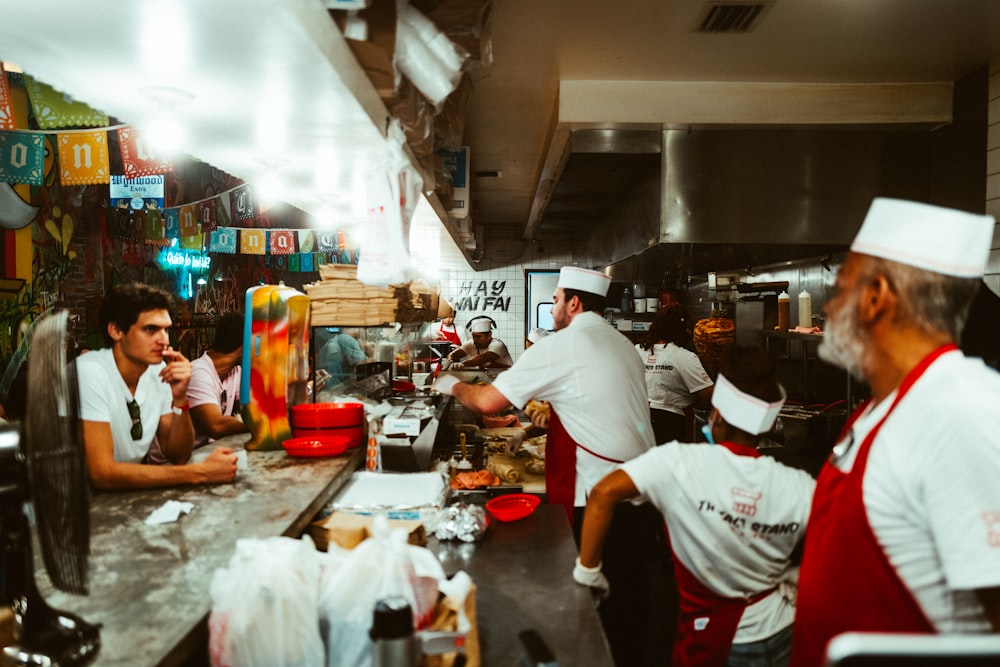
[987,59,1000,295]
[439,241,575,361]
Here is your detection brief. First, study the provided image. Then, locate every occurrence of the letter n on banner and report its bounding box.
[240,229,267,255]
[270,230,295,255]
[209,228,237,254]
[179,204,198,237]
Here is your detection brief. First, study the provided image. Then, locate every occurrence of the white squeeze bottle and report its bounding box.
[798,289,812,328]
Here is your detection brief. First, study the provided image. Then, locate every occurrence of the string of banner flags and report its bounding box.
[0,69,358,267]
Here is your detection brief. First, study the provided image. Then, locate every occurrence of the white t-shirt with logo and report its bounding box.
[622,442,815,642]
[635,342,713,415]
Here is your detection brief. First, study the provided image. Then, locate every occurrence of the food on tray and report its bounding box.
[524,458,545,475]
[487,461,520,483]
[450,469,500,489]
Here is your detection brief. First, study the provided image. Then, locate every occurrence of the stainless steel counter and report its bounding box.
[35,434,363,667]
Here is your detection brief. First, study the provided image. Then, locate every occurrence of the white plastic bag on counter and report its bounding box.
[319,515,446,667]
[208,535,325,667]
[356,120,422,288]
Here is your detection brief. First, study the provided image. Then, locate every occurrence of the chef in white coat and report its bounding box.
[791,198,1000,666]
[434,266,663,666]
[575,346,815,667]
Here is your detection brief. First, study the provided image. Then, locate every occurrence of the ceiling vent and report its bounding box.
[699,2,771,34]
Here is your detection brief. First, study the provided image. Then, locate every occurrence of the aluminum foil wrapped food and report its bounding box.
[432,503,489,542]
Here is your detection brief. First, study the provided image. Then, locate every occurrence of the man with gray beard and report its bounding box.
[790,198,1000,666]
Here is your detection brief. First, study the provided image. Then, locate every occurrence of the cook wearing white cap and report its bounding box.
[577,347,815,667]
[792,198,1000,667]
[433,264,663,666]
[525,327,549,346]
[442,315,513,370]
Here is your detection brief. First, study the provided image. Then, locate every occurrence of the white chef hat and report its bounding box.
[527,327,549,343]
[712,373,786,436]
[557,266,611,297]
[470,319,493,333]
[851,198,995,277]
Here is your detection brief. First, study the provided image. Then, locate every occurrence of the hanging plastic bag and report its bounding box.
[319,515,446,667]
[208,535,325,667]
[357,120,423,288]
[395,0,468,109]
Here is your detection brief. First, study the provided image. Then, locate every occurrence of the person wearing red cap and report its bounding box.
[434,265,663,666]
[791,198,1000,666]
[576,347,815,667]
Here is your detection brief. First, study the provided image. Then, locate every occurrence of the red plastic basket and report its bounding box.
[485,493,541,522]
[282,435,350,458]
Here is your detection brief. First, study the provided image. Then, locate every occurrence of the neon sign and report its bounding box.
[158,248,211,271]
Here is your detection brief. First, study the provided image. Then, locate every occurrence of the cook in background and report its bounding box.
[74,283,238,490]
[317,327,370,387]
[188,312,248,449]
[442,316,513,369]
[432,304,463,348]
[637,303,714,443]
[576,347,815,667]
[790,198,1000,667]
[434,266,664,667]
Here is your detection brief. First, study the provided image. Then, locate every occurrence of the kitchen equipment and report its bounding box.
[282,435,351,458]
[485,493,541,522]
[1,311,100,665]
[291,402,365,448]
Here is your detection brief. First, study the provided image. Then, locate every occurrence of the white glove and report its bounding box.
[432,374,462,396]
[573,557,610,600]
[505,430,526,455]
[450,361,465,370]
[440,358,453,370]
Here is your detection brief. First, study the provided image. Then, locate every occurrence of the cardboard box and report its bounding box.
[383,404,427,436]
[309,511,426,551]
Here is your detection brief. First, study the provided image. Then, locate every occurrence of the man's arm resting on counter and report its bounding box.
[976,586,1000,632]
[156,405,196,465]
[190,404,247,439]
[450,381,512,415]
[82,420,238,490]
[578,470,641,568]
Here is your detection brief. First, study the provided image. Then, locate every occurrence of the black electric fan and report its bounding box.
[0,310,100,665]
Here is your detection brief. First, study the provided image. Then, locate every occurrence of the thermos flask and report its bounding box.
[371,597,417,667]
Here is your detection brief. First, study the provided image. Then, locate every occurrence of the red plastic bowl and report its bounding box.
[485,494,541,522]
[282,435,350,458]
[290,403,365,447]
[291,402,364,428]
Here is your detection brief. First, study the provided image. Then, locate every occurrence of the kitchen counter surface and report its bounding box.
[431,504,614,667]
[34,433,363,667]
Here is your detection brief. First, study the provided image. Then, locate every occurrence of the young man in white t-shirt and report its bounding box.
[75,282,238,490]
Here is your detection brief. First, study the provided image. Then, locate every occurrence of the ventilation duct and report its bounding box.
[699,2,772,34]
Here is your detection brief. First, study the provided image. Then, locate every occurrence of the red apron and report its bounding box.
[790,345,952,667]
[437,326,462,346]
[670,441,774,667]
[546,411,624,526]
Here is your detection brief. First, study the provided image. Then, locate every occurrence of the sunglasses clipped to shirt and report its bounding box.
[127,399,142,440]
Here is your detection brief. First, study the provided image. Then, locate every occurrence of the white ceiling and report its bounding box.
[4,0,1000,272]
[466,0,1000,244]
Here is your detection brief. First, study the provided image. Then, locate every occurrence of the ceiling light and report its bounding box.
[139,86,194,156]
